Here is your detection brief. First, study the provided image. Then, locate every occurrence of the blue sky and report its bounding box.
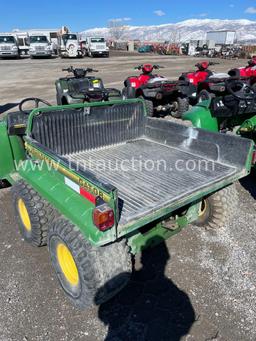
[2,0,256,32]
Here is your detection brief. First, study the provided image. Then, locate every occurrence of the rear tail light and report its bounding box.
[252,150,256,165]
[93,204,115,231]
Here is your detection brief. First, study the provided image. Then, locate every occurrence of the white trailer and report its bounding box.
[206,31,236,45]
[15,31,30,56]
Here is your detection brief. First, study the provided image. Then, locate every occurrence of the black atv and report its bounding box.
[210,80,256,126]
[56,66,121,105]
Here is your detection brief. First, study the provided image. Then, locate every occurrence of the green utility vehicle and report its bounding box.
[0,98,254,309]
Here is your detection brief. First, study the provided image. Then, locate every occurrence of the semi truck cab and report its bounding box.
[29,35,53,57]
[0,33,19,58]
[85,37,109,57]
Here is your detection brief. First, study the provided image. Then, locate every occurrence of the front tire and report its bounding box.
[172,97,189,118]
[194,184,238,229]
[48,218,132,309]
[12,181,58,246]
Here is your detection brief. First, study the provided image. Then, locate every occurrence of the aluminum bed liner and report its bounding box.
[64,138,236,226]
[28,102,252,228]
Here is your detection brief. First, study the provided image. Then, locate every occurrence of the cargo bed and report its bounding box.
[27,101,253,228]
[65,138,236,226]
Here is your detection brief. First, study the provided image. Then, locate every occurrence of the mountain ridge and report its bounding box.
[80,19,256,43]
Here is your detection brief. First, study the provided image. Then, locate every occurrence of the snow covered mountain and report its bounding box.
[80,19,256,43]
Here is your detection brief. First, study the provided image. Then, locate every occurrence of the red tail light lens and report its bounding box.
[252,151,256,165]
[93,204,115,231]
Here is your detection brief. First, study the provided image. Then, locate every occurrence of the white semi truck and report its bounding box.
[0,33,22,58]
[84,37,109,57]
[29,31,58,58]
[58,32,83,58]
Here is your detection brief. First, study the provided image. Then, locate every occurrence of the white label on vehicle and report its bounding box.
[65,177,80,193]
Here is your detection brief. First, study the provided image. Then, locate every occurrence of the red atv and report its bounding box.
[179,61,221,103]
[122,64,189,117]
[179,61,235,105]
[229,56,256,89]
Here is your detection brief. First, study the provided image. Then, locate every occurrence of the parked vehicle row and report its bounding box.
[0,32,109,59]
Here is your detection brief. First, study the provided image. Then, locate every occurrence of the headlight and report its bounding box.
[12,46,18,50]
[106,47,109,51]
[46,46,52,50]
[90,47,95,50]
[29,46,35,51]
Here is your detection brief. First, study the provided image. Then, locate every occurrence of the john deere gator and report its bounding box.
[0,98,254,308]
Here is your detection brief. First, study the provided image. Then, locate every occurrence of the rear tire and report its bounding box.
[143,98,154,117]
[12,181,58,246]
[251,83,256,93]
[194,184,238,229]
[122,86,136,99]
[48,218,132,309]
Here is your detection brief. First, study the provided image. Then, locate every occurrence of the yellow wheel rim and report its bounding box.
[18,199,31,231]
[57,243,79,286]
[198,199,207,217]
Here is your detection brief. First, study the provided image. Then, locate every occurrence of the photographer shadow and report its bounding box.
[96,238,195,341]
[240,170,256,200]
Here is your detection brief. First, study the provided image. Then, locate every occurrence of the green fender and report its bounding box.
[182,100,219,132]
[0,120,15,181]
[0,119,26,184]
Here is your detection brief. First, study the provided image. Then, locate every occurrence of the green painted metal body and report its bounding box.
[182,100,219,132]
[0,119,26,184]
[0,100,254,254]
[183,101,256,169]
[127,202,201,254]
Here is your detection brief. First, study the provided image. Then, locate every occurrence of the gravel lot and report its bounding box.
[0,52,255,341]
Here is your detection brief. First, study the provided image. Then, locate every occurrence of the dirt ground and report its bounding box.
[0,51,255,341]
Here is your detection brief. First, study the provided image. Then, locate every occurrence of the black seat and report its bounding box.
[68,78,90,94]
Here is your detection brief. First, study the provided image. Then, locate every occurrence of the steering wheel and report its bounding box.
[226,80,255,101]
[19,97,52,114]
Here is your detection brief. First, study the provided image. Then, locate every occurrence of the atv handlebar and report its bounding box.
[195,62,219,68]
[209,62,220,66]
[62,66,98,78]
[134,64,164,70]
[62,67,99,72]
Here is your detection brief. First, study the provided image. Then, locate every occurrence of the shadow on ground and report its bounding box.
[240,171,256,200]
[96,240,196,341]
